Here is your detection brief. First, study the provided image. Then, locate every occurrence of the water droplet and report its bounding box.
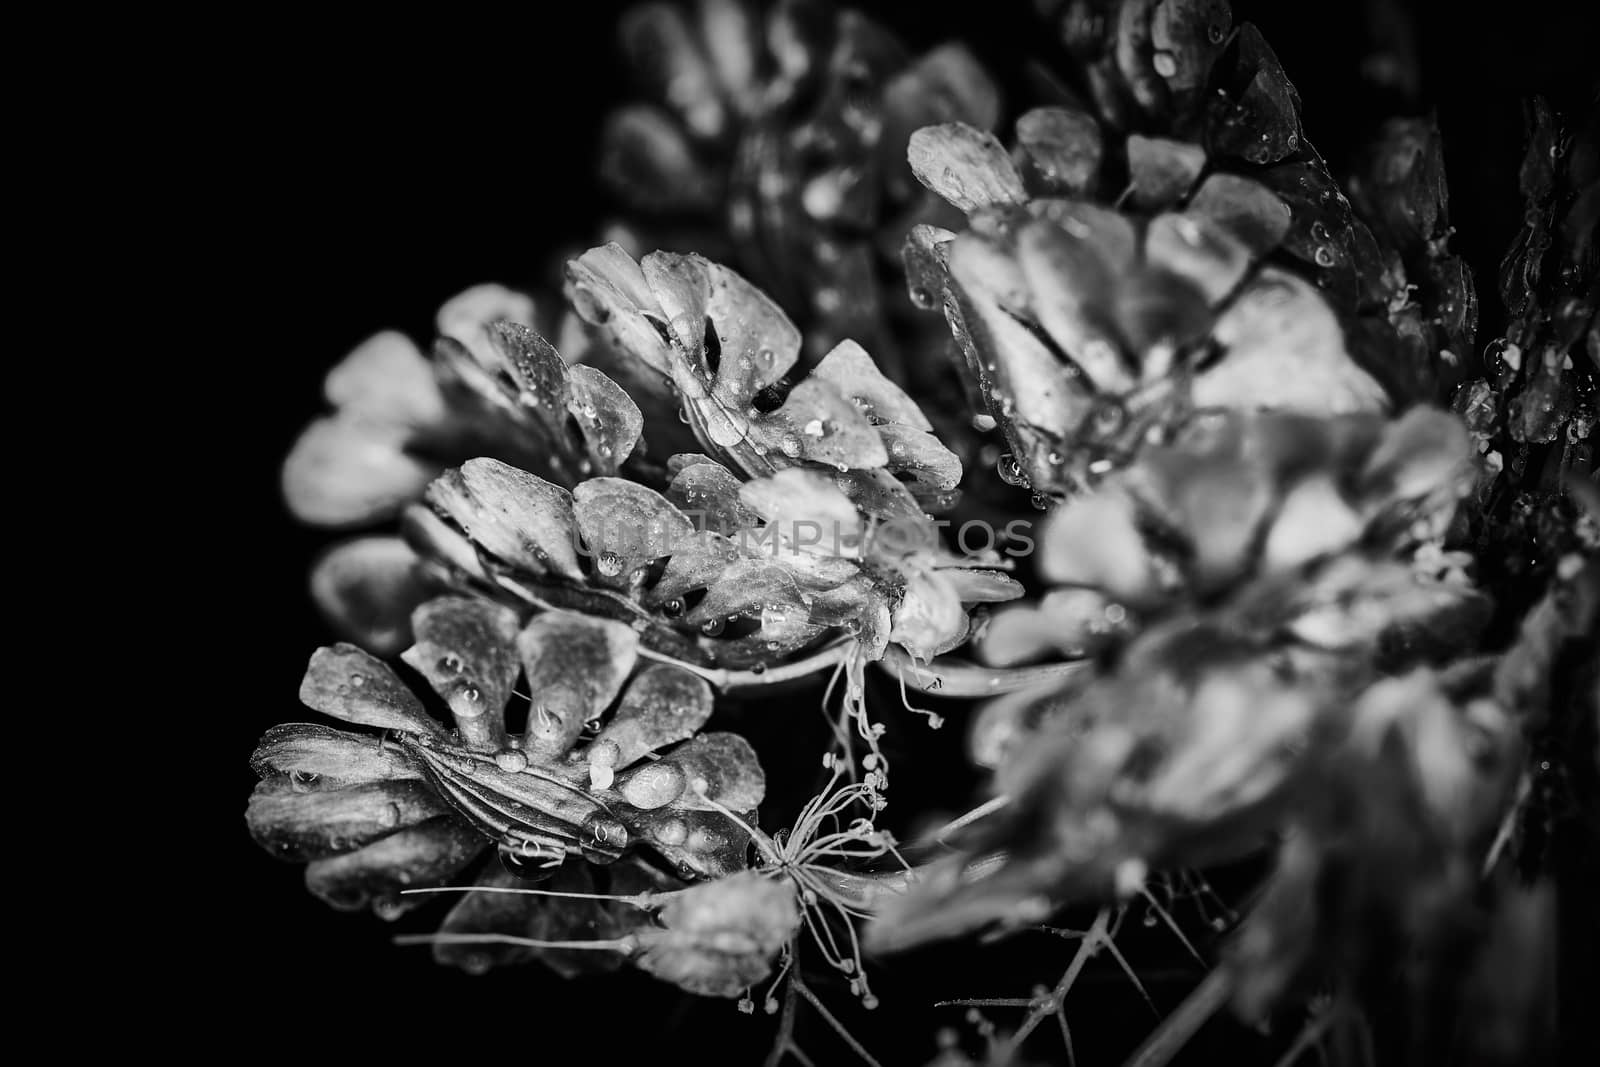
[1152,50,1177,77]
[972,413,997,432]
[662,598,685,618]
[803,419,825,437]
[909,285,932,308]
[677,406,691,424]
[597,552,624,577]
[1047,451,1064,466]
[349,673,367,688]
[996,452,1028,487]
[1207,23,1226,44]
[495,749,529,773]
[1313,246,1336,268]
[780,434,801,457]
[288,770,320,792]
[750,663,766,675]
[382,802,402,827]
[438,653,464,674]
[700,617,728,637]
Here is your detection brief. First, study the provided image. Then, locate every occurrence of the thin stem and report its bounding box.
[992,907,1112,1061]
[393,932,636,953]
[639,640,855,690]
[794,980,884,1067]
[878,647,1090,696]
[398,885,668,908]
[1120,966,1235,1067]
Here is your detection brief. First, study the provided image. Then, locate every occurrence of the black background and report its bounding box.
[216,2,1595,1061]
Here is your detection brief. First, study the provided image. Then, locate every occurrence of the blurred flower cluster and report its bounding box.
[251,2,1597,1063]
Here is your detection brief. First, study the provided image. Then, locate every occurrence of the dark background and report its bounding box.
[217,2,1595,1061]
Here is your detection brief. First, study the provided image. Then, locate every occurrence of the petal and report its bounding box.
[1143,212,1253,306]
[648,532,746,604]
[978,588,1116,666]
[697,258,803,408]
[1013,106,1102,197]
[908,123,1027,213]
[901,224,955,309]
[249,722,422,787]
[1150,0,1232,94]
[1014,218,1136,393]
[1261,475,1365,572]
[759,378,888,471]
[1358,407,1472,504]
[812,340,933,430]
[401,596,522,748]
[668,460,762,534]
[247,777,450,861]
[1208,24,1301,165]
[947,232,1095,456]
[620,2,725,139]
[299,644,443,736]
[835,467,927,523]
[939,568,1025,603]
[428,459,585,580]
[1123,438,1279,590]
[565,243,675,378]
[739,469,864,557]
[889,570,970,661]
[589,664,714,776]
[599,105,717,212]
[661,732,766,811]
[436,284,537,357]
[518,611,640,760]
[283,415,441,527]
[304,814,483,915]
[310,536,431,657]
[1126,135,1206,208]
[566,363,645,471]
[684,558,808,627]
[1186,174,1292,256]
[882,45,1003,197]
[572,477,696,585]
[633,807,755,879]
[876,423,963,493]
[324,331,446,427]
[1201,269,1387,414]
[1038,489,1163,603]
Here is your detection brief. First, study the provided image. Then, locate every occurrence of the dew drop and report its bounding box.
[438,653,464,674]
[996,452,1028,487]
[597,552,625,577]
[1313,246,1336,268]
[663,597,685,618]
[700,617,728,637]
[349,673,367,688]
[495,749,529,773]
[1152,50,1177,77]
[780,434,801,457]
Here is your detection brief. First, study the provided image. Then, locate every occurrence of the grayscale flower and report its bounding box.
[247,594,767,976]
[600,0,1000,363]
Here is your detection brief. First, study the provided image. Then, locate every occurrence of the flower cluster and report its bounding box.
[250,2,1597,1062]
